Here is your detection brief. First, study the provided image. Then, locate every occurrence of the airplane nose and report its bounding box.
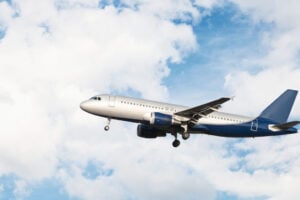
[80,101,89,112]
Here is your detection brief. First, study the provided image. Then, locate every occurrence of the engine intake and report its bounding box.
[137,124,166,138]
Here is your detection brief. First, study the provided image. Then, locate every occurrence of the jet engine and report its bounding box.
[149,112,180,127]
[137,124,166,138]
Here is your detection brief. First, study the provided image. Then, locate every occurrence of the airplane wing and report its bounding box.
[174,97,231,124]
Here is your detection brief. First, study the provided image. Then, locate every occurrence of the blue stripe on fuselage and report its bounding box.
[191,117,298,137]
[93,114,297,137]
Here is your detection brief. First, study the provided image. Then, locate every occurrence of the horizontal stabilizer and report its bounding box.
[272,121,300,130]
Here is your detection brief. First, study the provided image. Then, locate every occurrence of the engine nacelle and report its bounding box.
[137,124,167,138]
[149,112,179,127]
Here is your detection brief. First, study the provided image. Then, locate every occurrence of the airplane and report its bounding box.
[80,89,300,147]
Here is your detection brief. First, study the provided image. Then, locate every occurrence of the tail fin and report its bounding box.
[259,89,298,123]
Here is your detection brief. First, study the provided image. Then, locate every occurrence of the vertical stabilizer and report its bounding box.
[259,89,298,123]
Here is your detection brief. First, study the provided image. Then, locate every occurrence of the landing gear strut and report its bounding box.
[180,124,190,140]
[104,118,111,131]
[172,133,180,148]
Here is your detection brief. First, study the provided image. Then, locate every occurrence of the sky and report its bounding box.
[1,0,300,199]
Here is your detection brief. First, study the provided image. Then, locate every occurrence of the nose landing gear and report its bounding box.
[104,118,111,131]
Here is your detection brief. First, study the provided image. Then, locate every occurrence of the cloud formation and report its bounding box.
[1,0,300,200]
[224,0,300,117]
[0,0,201,199]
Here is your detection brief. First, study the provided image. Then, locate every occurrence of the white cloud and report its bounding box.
[194,0,221,9]
[58,150,217,200]
[13,179,31,200]
[0,1,14,27]
[0,2,196,99]
[222,1,300,118]
[56,0,100,8]
[224,67,300,118]
[231,0,300,29]
[117,0,201,22]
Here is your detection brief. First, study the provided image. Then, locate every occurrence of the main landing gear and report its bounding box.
[104,118,111,131]
[172,139,180,148]
[182,132,190,140]
[172,133,180,148]
[172,132,190,147]
[180,124,190,140]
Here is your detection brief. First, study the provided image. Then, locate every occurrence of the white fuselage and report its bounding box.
[80,94,253,126]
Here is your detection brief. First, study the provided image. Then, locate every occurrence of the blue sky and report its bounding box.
[1,0,300,200]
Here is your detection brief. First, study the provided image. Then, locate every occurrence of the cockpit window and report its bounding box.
[90,96,101,101]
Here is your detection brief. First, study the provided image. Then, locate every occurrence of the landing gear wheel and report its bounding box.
[104,125,110,131]
[182,133,190,140]
[172,139,180,148]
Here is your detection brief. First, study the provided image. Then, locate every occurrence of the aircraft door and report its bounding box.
[250,119,258,131]
[109,96,116,107]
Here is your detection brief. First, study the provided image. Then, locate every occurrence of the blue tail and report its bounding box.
[259,89,298,123]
